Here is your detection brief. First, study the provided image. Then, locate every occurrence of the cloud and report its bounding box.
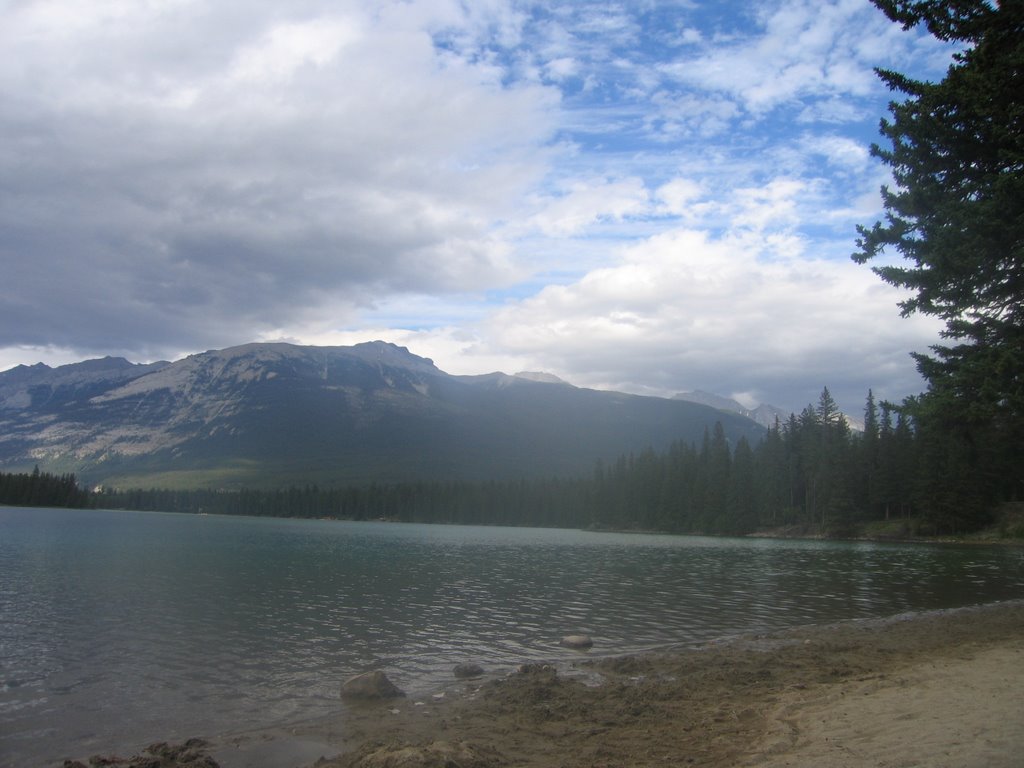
[1,0,958,419]
[227,18,362,85]
[654,178,704,216]
[482,224,942,414]
[646,91,742,139]
[525,176,649,236]
[544,56,579,81]
[661,0,951,119]
[0,0,559,353]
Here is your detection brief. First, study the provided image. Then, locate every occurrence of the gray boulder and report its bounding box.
[559,634,594,649]
[453,663,485,679]
[340,670,405,701]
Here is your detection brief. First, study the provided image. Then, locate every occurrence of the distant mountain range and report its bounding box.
[0,341,765,489]
[672,390,791,429]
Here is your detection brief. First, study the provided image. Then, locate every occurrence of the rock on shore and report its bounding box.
[559,634,593,649]
[453,662,485,678]
[340,671,405,701]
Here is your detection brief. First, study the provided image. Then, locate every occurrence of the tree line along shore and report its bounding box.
[5,388,1021,540]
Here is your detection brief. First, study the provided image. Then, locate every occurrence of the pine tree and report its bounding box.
[726,436,757,534]
[860,390,881,516]
[754,418,789,528]
[854,0,1024,516]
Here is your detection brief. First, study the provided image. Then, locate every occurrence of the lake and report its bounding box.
[2,506,1023,766]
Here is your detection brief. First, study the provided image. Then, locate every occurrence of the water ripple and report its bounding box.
[3,509,1024,766]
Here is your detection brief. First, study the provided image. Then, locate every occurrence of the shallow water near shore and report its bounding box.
[2,507,1023,766]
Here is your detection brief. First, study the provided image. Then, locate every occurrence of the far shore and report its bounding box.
[68,599,1024,768]
[83,500,1024,548]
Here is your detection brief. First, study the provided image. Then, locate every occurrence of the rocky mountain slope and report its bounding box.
[0,342,764,489]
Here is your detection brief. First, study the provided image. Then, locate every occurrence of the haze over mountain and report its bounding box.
[673,390,864,432]
[672,390,790,430]
[0,342,764,490]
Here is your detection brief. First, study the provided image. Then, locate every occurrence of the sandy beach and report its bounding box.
[66,600,1024,768]
[195,600,1024,768]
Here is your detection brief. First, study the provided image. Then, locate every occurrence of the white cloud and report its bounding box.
[273,324,533,379]
[227,18,362,85]
[646,91,742,139]
[0,345,97,373]
[728,179,807,231]
[482,224,942,413]
[803,134,871,171]
[661,0,951,118]
[544,56,579,81]
[525,177,650,237]
[679,27,702,45]
[655,178,704,216]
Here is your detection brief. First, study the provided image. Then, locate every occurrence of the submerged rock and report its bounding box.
[341,671,405,701]
[453,663,485,679]
[559,634,594,649]
[343,739,503,768]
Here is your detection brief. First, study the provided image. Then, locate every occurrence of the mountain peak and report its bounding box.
[70,356,137,373]
[674,390,747,412]
[346,340,440,374]
[514,371,571,386]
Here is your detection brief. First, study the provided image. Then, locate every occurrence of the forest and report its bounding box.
[3,384,1017,538]
[0,466,91,510]
[87,387,1018,537]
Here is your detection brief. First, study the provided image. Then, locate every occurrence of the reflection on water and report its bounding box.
[2,507,1023,766]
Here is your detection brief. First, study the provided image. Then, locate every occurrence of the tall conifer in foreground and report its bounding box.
[854,0,1024,518]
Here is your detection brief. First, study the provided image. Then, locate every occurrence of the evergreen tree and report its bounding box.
[797,405,820,525]
[809,388,855,532]
[726,436,757,534]
[754,418,789,527]
[700,423,731,532]
[782,412,807,525]
[0,468,91,508]
[854,0,1024,515]
[860,390,882,515]
[815,387,841,428]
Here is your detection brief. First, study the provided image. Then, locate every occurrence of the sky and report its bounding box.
[0,0,956,416]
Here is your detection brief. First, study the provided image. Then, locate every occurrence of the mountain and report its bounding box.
[673,389,865,432]
[0,342,764,489]
[0,356,170,410]
[673,390,791,429]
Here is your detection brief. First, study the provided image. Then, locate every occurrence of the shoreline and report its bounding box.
[182,599,1024,768]
[72,504,1024,548]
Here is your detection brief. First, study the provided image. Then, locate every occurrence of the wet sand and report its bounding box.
[68,601,1024,768]
[201,600,1024,768]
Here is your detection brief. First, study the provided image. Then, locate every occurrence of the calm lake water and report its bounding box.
[2,506,1024,766]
